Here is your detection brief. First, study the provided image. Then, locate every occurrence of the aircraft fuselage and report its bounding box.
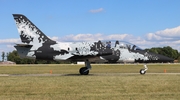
[15,40,173,63]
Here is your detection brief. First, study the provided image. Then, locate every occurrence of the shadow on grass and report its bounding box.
[63,74,95,76]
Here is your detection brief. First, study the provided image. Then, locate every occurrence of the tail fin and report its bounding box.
[13,14,56,45]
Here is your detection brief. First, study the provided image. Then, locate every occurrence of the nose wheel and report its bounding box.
[140,69,146,75]
[140,64,148,75]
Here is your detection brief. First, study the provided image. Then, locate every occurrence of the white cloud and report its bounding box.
[59,33,133,42]
[50,36,59,41]
[0,45,16,53]
[146,26,180,41]
[156,26,180,37]
[0,38,20,44]
[6,44,14,48]
[57,30,180,51]
[106,34,132,40]
[2,25,180,53]
[0,38,20,53]
[89,8,104,13]
[60,33,104,41]
[144,26,180,51]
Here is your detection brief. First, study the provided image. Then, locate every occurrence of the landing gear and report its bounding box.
[79,67,89,75]
[79,59,91,75]
[140,69,146,75]
[140,64,148,75]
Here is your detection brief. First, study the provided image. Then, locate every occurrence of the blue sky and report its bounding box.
[1,0,180,54]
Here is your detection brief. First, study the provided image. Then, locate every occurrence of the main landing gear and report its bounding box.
[140,64,148,75]
[79,60,148,75]
[79,59,91,75]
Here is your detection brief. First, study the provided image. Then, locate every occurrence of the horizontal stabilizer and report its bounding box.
[14,44,33,58]
[15,44,33,48]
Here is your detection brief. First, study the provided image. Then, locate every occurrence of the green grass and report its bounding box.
[0,64,180,100]
[0,64,180,74]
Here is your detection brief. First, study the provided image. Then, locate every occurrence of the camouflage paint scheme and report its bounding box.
[13,14,174,63]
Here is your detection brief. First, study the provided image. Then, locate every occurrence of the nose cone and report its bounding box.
[146,52,174,63]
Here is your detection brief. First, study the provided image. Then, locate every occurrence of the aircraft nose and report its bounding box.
[158,54,174,62]
[147,52,174,63]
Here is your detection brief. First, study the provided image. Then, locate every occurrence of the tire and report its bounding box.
[140,69,146,75]
[79,67,89,75]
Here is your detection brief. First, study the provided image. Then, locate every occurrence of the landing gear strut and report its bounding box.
[140,64,148,75]
[79,59,91,75]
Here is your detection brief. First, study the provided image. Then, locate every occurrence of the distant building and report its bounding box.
[0,61,16,65]
[77,62,85,65]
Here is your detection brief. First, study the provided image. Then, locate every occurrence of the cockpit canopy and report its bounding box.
[101,40,143,51]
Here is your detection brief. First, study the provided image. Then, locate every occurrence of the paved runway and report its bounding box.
[0,73,180,77]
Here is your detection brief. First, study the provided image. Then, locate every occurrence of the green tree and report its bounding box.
[6,52,9,61]
[7,50,36,64]
[1,52,5,61]
[146,46,179,60]
[7,50,21,64]
[6,50,64,64]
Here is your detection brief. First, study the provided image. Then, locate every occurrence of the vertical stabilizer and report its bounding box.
[13,14,56,45]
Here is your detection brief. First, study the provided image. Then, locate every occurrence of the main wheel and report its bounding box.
[140,69,146,75]
[79,67,89,75]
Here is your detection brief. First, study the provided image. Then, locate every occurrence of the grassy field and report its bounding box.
[0,64,180,100]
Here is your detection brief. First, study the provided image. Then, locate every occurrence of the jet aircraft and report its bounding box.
[12,14,174,75]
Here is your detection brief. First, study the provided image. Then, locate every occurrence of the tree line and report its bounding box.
[1,46,180,64]
[145,46,180,60]
[2,51,71,64]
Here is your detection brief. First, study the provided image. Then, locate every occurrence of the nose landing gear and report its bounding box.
[140,64,148,75]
